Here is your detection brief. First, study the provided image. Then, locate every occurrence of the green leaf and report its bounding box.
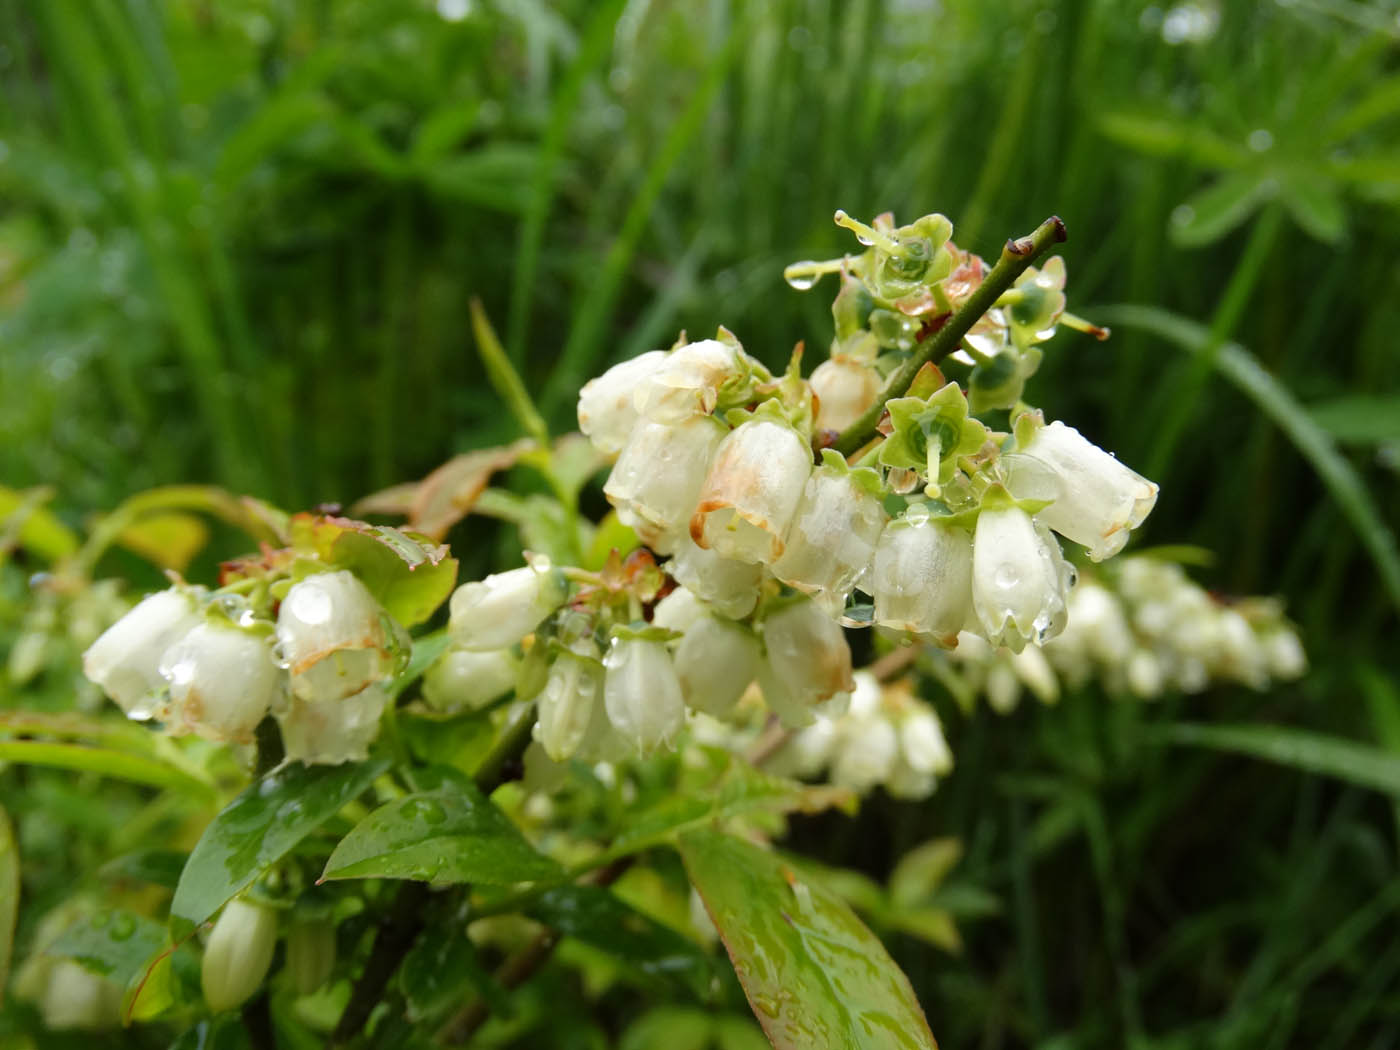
[0,739,215,797]
[98,850,188,890]
[620,1007,718,1050]
[115,511,210,572]
[1169,172,1272,247]
[888,838,963,910]
[290,515,458,628]
[1096,111,1249,169]
[321,779,561,884]
[679,829,937,1050]
[1101,305,1400,616]
[49,909,168,1010]
[399,921,506,1023]
[0,805,16,1003]
[1278,171,1347,244]
[1159,722,1400,796]
[171,758,388,937]
[0,485,78,562]
[469,298,550,446]
[529,885,714,998]
[1307,394,1400,445]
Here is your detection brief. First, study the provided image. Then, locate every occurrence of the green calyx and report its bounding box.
[969,346,1043,414]
[1004,256,1067,350]
[817,449,886,500]
[877,382,989,498]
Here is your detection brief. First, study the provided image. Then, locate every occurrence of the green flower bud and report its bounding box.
[202,898,279,1013]
[285,919,336,996]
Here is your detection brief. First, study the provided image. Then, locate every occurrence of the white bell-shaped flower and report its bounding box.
[772,458,887,608]
[1005,420,1158,562]
[831,717,899,793]
[276,571,399,702]
[666,534,764,619]
[673,614,760,717]
[202,898,279,1013]
[651,585,708,633]
[810,356,881,433]
[1126,648,1165,698]
[765,717,839,779]
[634,339,742,423]
[692,419,813,564]
[83,587,204,720]
[899,708,954,778]
[972,501,1068,653]
[422,647,519,713]
[757,598,855,727]
[577,350,668,453]
[276,682,389,765]
[603,632,686,752]
[1262,627,1306,679]
[448,557,568,652]
[870,511,973,645]
[533,642,604,761]
[160,621,284,743]
[604,416,725,553]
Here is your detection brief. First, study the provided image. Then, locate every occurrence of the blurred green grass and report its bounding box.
[3,0,1400,1046]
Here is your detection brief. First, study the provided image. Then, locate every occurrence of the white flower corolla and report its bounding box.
[692,419,813,564]
[202,898,279,1013]
[38,960,123,1031]
[651,585,708,633]
[1005,421,1158,562]
[772,461,887,608]
[899,707,954,778]
[1054,579,1135,673]
[831,717,899,792]
[870,512,973,644]
[448,556,568,652]
[577,350,668,453]
[810,356,881,433]
[1217,608,1268,689]
[421,647,519,713]
[160,621,283,743]
[972,503,1068,653]
[276,682,389,765]
[1010,644,1059,705]
[757,598,855,727]
[1126,648,1164,698]
[766,716,838,779]
[986,661,1021,713]
[604,416,725,553]
[633,339,743,423]
[666,534,764,619]
[533,643,604,761]
[604,633,686,752]
[1262,627,1306,679]
[673,614,760,717]
[276,571,400,702]
[82,587,203,720]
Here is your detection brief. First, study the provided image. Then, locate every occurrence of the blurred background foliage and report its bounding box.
[3,0,1400,1046]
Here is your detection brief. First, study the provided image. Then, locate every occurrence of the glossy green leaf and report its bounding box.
[0,740,215,796]
[1160,722,1400,797]
[49,909,167,998]
[529,885,714,997]
[171,758,388,937]
[0,806,16,1003]
[321,779,560,884]
[1307,394,1400,445]
[399,921,506,1023]
[680,829,937,1050]
[98,849,188,890]
[392,630,452,700]
[1101,305,1400,615]
[1169,172,1271,247]
[889,839,963,909]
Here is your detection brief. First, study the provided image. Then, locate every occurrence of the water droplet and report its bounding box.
[904,503,930,527]
[994,564,1021,590]
[1247,128,1273,153]
[109,914,136,941]
[285,582,333,625]
[783,263,823,291]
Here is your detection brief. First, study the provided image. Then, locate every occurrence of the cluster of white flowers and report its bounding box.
[82,569,407,765]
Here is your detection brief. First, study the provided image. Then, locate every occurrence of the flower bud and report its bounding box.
[285,919,337,996]
[986,662,1021,713]
[577,350,668,453]
[666,535,764,619]
[758,598,854,727]
[603,633,686,752]
[202,898,279,1013]
[161,621,284,742]
[422,647,519,713]
[673,615,760,717]
[1005,421,1158,562]
[691,419,813,564]
[604,416,725,553]
[83,587,203,720]
[534,643,604,761]
[772,461,887,607]
[634,339,743,423]
[972,504,1068,653]
[870,512,973,644]
[448,558,568,652]
[38,960,123,1031]
[276,682,389,765]
[276,571,399,702]
[810,356,881,433]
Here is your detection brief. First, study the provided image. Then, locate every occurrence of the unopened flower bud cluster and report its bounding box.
[450,209,1156,757]
[82,567,408,765]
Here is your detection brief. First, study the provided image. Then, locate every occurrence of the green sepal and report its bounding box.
[817,449,886,500]
[723,395,810,437]
[1010,407,1046,451]
[979,482,1052,517]
[969,347,1043,414]
[1004,256,1067,350]
[877,383,988,497]
[609,622,682,645]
